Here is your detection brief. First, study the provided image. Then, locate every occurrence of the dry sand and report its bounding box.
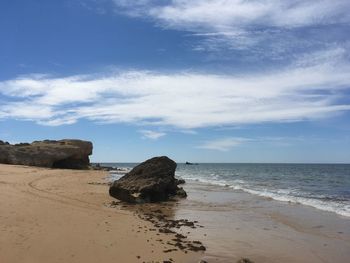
[0,164,202,263]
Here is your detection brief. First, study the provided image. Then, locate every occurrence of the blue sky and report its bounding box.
[1,0,350,163]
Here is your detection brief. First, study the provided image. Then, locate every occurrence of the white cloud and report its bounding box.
[140,130,166,140]
[197,137,249,151]
[112,0,350,52]
[197,135,310,151]
[0,48,349,128]
[113,0,350,28]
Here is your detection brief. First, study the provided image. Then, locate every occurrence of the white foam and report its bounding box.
[238,187,350,217]
[180,175,350,218]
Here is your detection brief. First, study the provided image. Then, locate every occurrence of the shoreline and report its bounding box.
[180,178,350,218]
[108,166,350,262]
[109,163,350,219]
[0,164,203,263]
[173,181,350,262]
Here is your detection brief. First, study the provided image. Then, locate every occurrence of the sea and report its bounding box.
[104,163,350,218]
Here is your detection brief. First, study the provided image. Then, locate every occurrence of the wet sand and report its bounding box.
[0,164,201,263]
[173,181,350,263]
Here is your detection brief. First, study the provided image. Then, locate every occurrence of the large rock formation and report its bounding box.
[109,156,186,203]
[0,139,93,169]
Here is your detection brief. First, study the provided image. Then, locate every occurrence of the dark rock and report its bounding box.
[176,187,187,198]
[159,228,175,234]
[185,161,198,165]
[91,163,114,171]
[175,178,186,185]
[187,244,206,251]
[0,139,92,169]
[175,233,186,239]
[237,258,254,263]
[109,156,187,203]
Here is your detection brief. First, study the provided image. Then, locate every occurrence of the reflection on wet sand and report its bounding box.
[171,181,350,263]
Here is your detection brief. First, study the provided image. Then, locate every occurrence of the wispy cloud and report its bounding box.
[112,0,350,56]
[113,0,350,28]
[198,137,250,151]
[0,48,349,128]
[139,130,166,140]
[197,135,309,151]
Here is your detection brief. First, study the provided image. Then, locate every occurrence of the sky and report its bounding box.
[0,0,350,163]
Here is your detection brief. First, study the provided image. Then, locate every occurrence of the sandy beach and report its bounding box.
[2,163,350,263]
[0,164,202,263]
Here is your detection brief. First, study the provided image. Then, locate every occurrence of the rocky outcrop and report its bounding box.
[109,156,186,203]
[0,139,93,169]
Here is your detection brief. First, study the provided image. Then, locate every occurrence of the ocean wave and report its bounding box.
[180,175,350,218]
[237,187,350,218]
[108,168,132,181]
